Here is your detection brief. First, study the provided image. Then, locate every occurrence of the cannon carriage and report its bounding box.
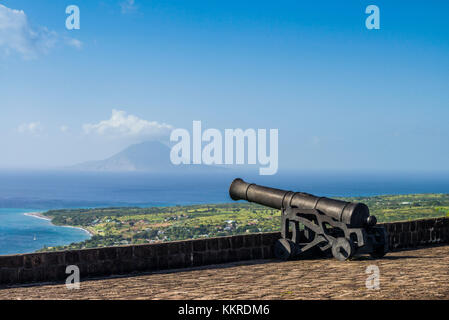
[229,178,388,261]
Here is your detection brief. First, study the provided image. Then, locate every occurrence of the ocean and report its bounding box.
[0,208,90,255]
[1,170,449,255]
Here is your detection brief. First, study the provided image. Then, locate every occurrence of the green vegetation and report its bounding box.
[37,193,449,252]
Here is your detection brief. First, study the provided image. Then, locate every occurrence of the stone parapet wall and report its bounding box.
[383,217,449,250]
[0,233,281,285]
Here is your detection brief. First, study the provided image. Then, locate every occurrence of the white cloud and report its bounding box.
[0,4,82,59]
[0,4,57,59]
[120,0,138,14]
[60,125,69,133]
[17,122,43,134]
[65,38,83,50]
[83,110,173,141]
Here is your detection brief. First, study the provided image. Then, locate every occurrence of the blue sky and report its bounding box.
[0,0,448,171]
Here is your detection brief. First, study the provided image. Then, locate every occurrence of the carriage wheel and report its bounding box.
[331,237,355,261]
[274,238,296,261]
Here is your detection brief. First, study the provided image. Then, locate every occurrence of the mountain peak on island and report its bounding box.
[69,140,225,173]
[71,141,173,172]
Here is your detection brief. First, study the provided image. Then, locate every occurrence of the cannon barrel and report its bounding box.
[229,178,376,228]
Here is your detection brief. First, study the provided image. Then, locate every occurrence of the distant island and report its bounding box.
[69,140,227,173]
[37,193,449,252]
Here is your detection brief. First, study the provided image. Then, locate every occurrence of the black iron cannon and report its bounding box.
[229,178,388,261]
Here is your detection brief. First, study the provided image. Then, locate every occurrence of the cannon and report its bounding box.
[229,178,388,261]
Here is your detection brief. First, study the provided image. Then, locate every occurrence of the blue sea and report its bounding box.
[0,208,90,255]
[1,170,449,255]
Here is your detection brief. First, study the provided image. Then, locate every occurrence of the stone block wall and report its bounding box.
[0,232,281,286]
[383,217,449,250]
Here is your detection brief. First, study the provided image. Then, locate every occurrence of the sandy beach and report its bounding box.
[24,212,93,237]
[62,225,94,237]
[24,212,52,221]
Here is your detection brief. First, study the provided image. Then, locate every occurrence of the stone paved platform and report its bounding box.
[1,245,448,300]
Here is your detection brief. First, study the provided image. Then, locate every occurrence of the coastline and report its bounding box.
[24,212,94,237]
[24,212,51,221]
